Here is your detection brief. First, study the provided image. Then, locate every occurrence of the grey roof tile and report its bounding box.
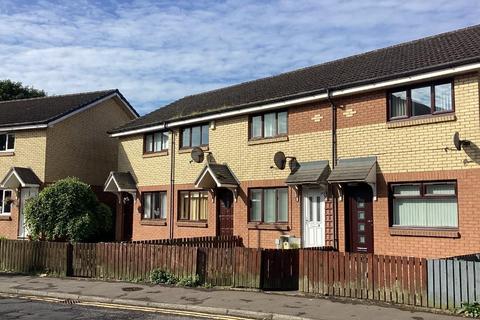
[286,160,330,185]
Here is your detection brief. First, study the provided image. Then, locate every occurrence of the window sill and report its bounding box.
[143,151,168,158]
[247,223,289,231]
[389,227,459,238]
[178,146,209,154]
[248,136,288,146]
[0,151,14,157]
[386,114,456,129]
[140,219,167,226]
[177,221,208,228]
[0,215,11,221]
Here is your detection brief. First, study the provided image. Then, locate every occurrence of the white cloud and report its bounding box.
[0,0,478,114]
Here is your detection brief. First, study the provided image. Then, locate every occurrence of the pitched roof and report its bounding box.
[104,171,137,192]
[327,156,377,183]
[195,163,239,188]
[112,25,480,134]
[1,167,42,188]
[286,160,330,185]
[0,89,137,129]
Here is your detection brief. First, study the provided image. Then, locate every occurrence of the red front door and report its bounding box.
[346,184,374,253]
[217,189,234,236]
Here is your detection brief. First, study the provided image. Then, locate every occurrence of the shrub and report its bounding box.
[177,275,200,287]
[24,177,112,242]
[458,302,480,317]
[150,269,200,287]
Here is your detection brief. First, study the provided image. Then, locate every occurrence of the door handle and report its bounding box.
[367,220,373,223]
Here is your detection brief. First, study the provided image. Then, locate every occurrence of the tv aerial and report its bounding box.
[453,132,470,151]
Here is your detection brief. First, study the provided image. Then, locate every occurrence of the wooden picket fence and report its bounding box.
[130,235,242,248]
[0,239,69,276]
[299,250,428,307]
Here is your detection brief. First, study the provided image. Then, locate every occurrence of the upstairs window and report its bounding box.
[0,133,15,152]
[388,81,453,120]
[144,131,169,154]
[390,181,458,229]
[181,124,209,148]
[250,111,287,139]
[142,191,167,220]
[0,189,12,215]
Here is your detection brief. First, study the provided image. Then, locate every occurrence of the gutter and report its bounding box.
[110,61,480,138]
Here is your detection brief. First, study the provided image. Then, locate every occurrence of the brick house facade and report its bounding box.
[0,90,138,239]
[108,26,480,258]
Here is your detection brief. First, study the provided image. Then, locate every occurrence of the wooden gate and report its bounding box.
[261,249,299,290]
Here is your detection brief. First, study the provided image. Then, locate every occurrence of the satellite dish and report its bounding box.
[273,151,286,170]
[453,132,470,151]
[191,147,204,163]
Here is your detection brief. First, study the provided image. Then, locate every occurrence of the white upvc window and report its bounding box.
[0,189,13,215]
[0,133,15,152]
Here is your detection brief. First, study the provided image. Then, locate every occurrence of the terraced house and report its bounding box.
[108,25,480,258]
[0,90,138,239]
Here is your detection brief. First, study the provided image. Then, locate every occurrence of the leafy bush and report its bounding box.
[24,177,112,242]
[150,269,200,287]
[458,302,480,317]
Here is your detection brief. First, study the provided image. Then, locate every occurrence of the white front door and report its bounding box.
[18,188,38,238]
[302,188,325,248]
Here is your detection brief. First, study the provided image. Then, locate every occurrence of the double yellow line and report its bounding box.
[1,293,252,320]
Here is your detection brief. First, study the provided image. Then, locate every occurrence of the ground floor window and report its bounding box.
[249,188,288,223]
[142,191,167,220]
[390,181,457,228]
[0,189,12,215]
[179,191,208,221]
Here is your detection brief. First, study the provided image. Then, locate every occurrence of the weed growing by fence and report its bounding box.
[150,268,200,287]
[458,302,480,317]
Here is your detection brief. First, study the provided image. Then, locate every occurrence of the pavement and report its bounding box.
[0,274,463,320]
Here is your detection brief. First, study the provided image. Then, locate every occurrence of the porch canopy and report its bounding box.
[0,167,42,189]
[286,160,330,187]
[194,163,239,199]
[327,156,377,199]
[104,171,137,195]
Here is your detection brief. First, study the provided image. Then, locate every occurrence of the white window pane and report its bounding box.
[145,134,153,152]
[251,116,262,138]
[182,129,190,147]
[393,185,420,196]
[393,198,457,228]
[199,192,208,220]
[277,188,288,222]
[0,134,6,151]
[263,113,276,137]
[201,125,209,145]
[264,189,276,223]
[250,190,262,221]
[143,194,152,219]
[192,126,201,147]
[390,91,407,118]
[160,193,167,219]
[425,184,455,195]
[190,191,200,220]
[152,193,161,219]
[435,83,452,112]
[162,132,169,150]
[412,86,432,116]
[4,190,11,213]
[6,134,14,150]
[278,112,287,134]
[154,132,162,152]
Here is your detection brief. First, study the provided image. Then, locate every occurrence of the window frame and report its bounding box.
[141,191,167,220]
[143,131,168,154]
[248,187,289,224]
[0,189,13,215]
[180,124,209,149]
[387,79,454,121]
[248,110,288,140]
[0,133,15,152]
[178,190,209,222]
[388,180,458,229]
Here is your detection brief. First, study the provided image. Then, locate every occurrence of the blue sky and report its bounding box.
[0,1,479,115]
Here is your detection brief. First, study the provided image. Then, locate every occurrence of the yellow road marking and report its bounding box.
[0,293,252,320]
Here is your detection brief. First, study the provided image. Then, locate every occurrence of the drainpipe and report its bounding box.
[169,129,175,239]
[327,88,339,250]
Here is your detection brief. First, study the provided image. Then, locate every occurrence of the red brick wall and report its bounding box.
[337,169,480,259]
[0,191,19,239]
